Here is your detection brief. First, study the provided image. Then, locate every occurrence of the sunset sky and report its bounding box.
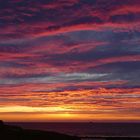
[0,0,140,122]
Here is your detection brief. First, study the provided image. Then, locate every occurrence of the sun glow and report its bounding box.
[0,106,73,113]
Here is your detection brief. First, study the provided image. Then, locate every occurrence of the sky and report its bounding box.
[0,0,140,122]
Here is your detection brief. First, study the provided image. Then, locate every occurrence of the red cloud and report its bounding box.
[0,0,140,40]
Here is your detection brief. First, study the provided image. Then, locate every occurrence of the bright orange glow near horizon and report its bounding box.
[0,111,140,122]
[0,88,140,122]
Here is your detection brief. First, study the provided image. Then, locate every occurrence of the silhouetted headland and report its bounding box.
[1,120,140,140]
[0,120,80,140]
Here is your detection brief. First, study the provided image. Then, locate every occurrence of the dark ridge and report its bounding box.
[0,120,80,140]
[1,121,140,140]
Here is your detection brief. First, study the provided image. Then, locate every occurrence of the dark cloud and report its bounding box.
[0,0,140,40]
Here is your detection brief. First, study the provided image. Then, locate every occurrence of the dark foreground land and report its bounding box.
[0,120,140,140]
[0,120,80,140]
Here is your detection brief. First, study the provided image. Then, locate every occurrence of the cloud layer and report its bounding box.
[0,0,140,121]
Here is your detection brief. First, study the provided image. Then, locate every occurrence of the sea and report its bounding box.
[6,122,140,140]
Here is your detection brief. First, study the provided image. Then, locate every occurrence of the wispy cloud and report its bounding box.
[0,0,140,121]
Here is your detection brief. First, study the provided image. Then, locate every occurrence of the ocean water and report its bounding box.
[6,122,140,139]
